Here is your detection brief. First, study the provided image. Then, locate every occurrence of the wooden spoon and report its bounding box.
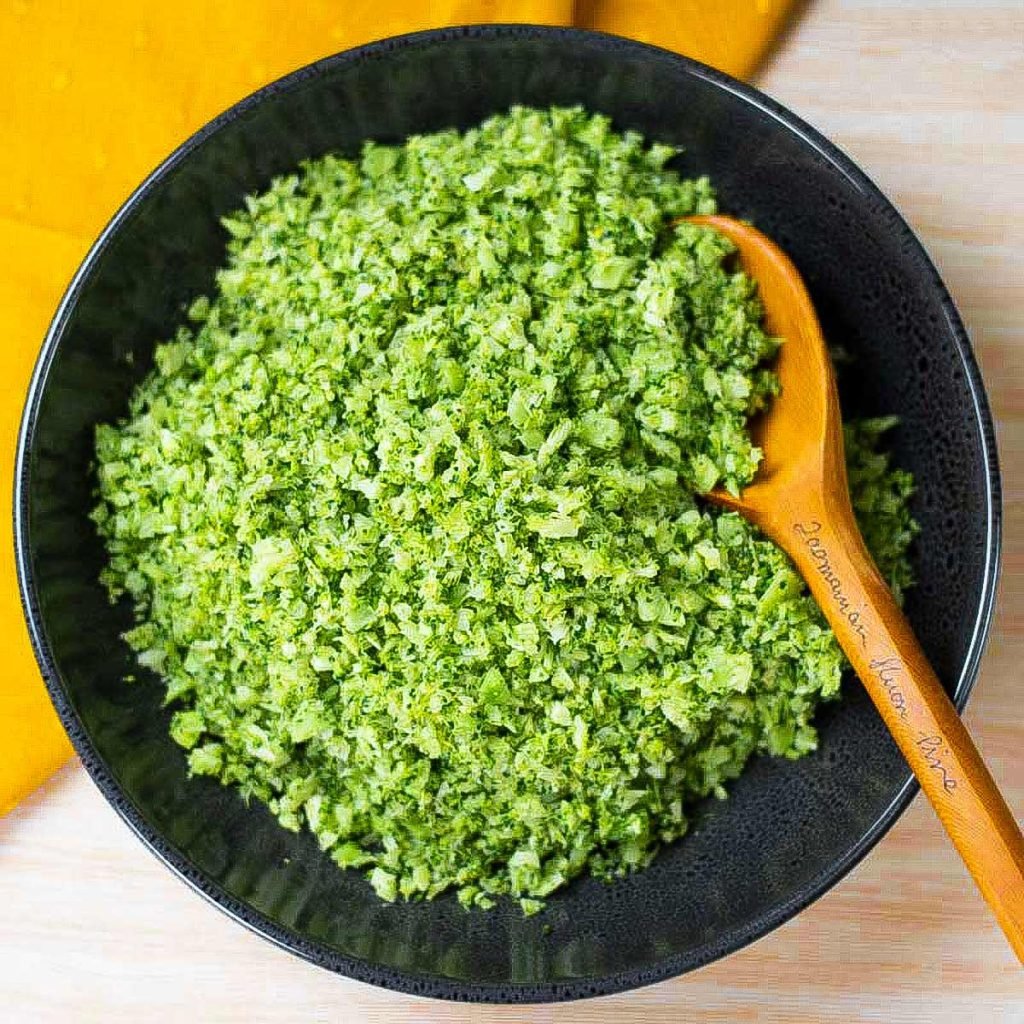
[685,214,1024,961]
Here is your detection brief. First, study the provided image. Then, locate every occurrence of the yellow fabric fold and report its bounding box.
[0,0,797,813]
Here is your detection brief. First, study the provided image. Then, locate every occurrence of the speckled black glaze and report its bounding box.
[15,26,1000,1003]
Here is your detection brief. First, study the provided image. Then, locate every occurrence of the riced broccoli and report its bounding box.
[93,107,917,912]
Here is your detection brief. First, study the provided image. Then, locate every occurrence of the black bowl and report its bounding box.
[15,25,1000,1002]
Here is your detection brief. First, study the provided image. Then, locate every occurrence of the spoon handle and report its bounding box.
[773,499,1024,963]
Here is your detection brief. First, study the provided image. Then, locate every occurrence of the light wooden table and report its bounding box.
[2,1,1021,1019]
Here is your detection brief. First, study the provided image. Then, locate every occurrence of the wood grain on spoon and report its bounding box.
[684,214,1024,962]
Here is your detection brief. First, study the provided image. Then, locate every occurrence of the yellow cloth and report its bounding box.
[0,0,796,814]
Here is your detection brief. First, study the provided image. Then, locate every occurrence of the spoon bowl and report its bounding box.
[687,214,841,506]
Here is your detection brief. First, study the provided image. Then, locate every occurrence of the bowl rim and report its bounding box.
[13,23,1003,1003]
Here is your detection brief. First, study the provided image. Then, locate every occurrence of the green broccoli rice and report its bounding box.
[92,107,917,913]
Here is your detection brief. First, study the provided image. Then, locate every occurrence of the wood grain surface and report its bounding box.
[2,0,1022,1019]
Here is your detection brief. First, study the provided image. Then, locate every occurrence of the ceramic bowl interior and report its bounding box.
[16,26,1000,1002]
